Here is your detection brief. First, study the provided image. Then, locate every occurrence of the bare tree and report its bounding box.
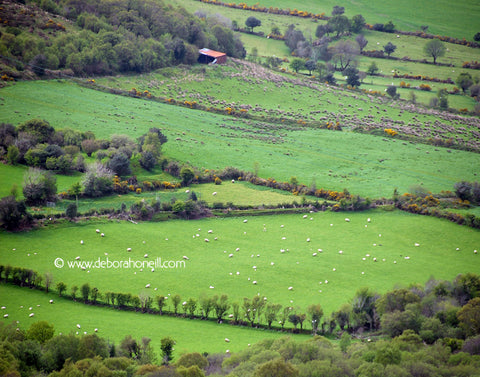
[332,40,360,71]
[44,272,53,293]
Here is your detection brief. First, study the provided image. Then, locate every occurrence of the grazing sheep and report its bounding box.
[345,218,350,222]
[182,256,189,260]
[303,215,308,219]
[185,190,190,193]
[94,328,98,332]
[225,338,230,342]
[75,256,80,260]
[96,229,100,233]
[76,324,81,328]
[80,240,84,245]
[325,280,328,284]
[312,253,317,257]
[405,256,410,260]
[373,258,377,262]
[49,300,54,304]
[214,237,218,241]
[144,254,148,258]
[271,262,275,266]
[306,238,311,242]
[0,306,5,310]
[145,284,151,288]
[288,286,293,291]
[205,238,209,242]
[252,281,257,285]
[236,271,240,275]
[209,285,214,289]
[232,180,235,183]
[280,225,284,228]
[367,218,371,222]
[212,192,217,196]
[29,313,34,317]
[3,314,8,318]
[229,254,234,258]
[208,230,213,234]
[333,268,336,271]
[236,248,240,251]
[318,249,322,252]
[414,243,420,247]
[127,248,132,252]
[338,250,343,254]
[475,250,478,254]
[243,219,248,223]
[362,258,366,261]
[151,268,155,272]
[394,261,397,264]
[101,233,105,237]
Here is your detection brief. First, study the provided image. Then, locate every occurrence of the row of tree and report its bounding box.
[2,264,479,341]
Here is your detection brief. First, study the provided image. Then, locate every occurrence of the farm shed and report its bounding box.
[198,48,227,64]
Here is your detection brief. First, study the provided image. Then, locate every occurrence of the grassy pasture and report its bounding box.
[184,0,480,40]
[0,285,309,355]
[1,81,480,198]
[1,210,479,319]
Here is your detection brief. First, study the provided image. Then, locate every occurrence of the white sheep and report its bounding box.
[75,256,80,260]
[312,253,317,257]
[252,281,257,285]
[243,219,248,223]
[288,286,293,291]
[101,233,105,237]
[183,256,189,260]
[475,250,478,254]
[345,218,350,222]
[414,243,420,247]
[204,238,209,242]
[212,192,217,196]
[338,250,343,254]
[373,258,377,262]
[232,180,235,183]
[145,284,151,288]
[3,314,8,318]
[49,300,54,304]
[306,238,311,242]
[229,254,234,258]
[94,328,98,332]
[185,190,190,193]
[303,215,308,219]
[29,313,34,317]
[96,229,100,233]
[405,256,410,260]
[80,240,84,245]
[208,230,213,233]
[367,218,371,222]
[144,254,148,258]
[333,268,336,271]
[76,324,81,328]
[225,338,230,342]
[209,285,214,289]
[151,268,155,272]
[0,306,5,310]
[236,247,240,251]
[127,248,132,252]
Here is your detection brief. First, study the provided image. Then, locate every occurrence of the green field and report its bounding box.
[0,284,309,355]
[173,0,480,40]
[2,80,479,199]
[1,210,479,318]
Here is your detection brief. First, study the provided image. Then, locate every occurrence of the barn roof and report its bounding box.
[199,48,226,58]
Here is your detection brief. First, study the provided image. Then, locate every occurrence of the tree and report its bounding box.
[176,352,208,370]
[351,15,366,33]
[424,39,446,64]
[245,16,261,33]
[18,119,55,144]
[81,139,99,157]
[172,294,181,314]
[367,61,379,75]
[199,294,214,319]
[253,358,298,377]
[339,332,351,353]
[307,304,323,335]
[140,151,156,171]
[344,67,361,87]
[327,15,351,38]
[23,167,57,206]
[26,321,54,344]
[355,34,368,52]
[352,287,379,330]
[180,167,195,186]
[438,88,449,110]
[331,5,345,15]
[264,303,282,329]
[383,42,397,57]
[82,162,114,197]
[0,196,30,231]
[474,32,480,42]
[66,203,77,219]
[81,283,90,303]
[304,60,316,75]
[71,285,78,300]
[213,294,230,322]
[6,145,19,165]
[457,72,473,93]
[56,281,67,297]
[289,58,305,73]
[68,182,82,208]
[44,272,53,293]
[386,85,398,99]
[332,40,359,71]
[108,152,131,177]
[160,337,175,365]
[383,21,395,33]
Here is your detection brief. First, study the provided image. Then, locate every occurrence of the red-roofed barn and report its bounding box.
[198,48,227,64]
